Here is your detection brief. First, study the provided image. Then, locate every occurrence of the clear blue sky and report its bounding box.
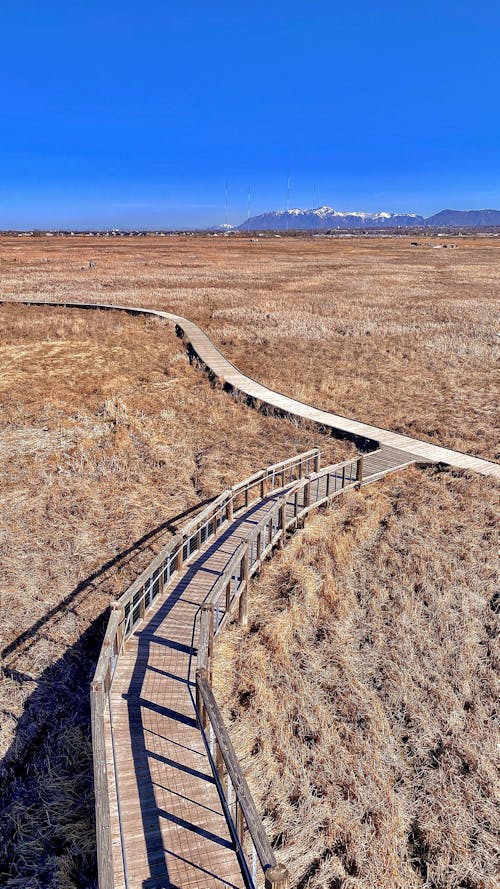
[1,1,499,229]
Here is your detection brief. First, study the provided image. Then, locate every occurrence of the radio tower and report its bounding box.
[286,171,291,232]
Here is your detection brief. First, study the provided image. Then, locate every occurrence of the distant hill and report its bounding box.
[424,208,500,227]
[236,206,500,231]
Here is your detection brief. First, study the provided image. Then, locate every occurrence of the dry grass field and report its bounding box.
[0,302,349,888]
[0,236,497,888]
[2,233,498,458]
[214,467,498,889]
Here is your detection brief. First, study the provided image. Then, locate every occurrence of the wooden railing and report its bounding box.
[91,447,366,888]
[90,447,322,888]
[192,453,364,887]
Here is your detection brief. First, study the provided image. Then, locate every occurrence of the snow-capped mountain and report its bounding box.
[237,206,500,231]
[238,206,425,230]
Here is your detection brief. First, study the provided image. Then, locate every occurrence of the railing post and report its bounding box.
[176,539,183,572]
[239,550,249,626]
[279,499,286,548]
[215,740,225,783]
[208,606,215,683]
[196,668,208,729]
[265,863,290,889]
[260,473,268,499]
[304,475,311,509]
[356,455,364,487]
[139,586,146,621]
[226,495,234,522]
[314,450,321,473]
[112,603,125,651]
[236,801,245,846]
[225,579,231,614]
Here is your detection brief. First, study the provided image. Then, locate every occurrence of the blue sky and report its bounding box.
[1,1,499,229]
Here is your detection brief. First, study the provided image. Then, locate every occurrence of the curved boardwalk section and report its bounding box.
[94,450,388,889]
[2,298,498,478]
[3,298,498,889]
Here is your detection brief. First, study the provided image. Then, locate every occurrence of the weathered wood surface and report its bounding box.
[95,455,412,888]
[107,484,300,888]
[1,298,498,478]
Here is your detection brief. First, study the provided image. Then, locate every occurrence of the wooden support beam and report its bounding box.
[239,552,249,626]
[236,801,245,846]
[208,606,215,683]
[260,475,268,498]
[195,674,207,729]
[356,455,364,487]
[279,500,286,548]
[215,741,225,784]
[175,543,183,572]
[304,475,311,509]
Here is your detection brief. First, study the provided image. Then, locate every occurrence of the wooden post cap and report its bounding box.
[265,863,289,888]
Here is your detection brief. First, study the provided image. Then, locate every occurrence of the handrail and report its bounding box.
[191,454,365,887]
[89,438,369,888]
[89,445,367,888]
[196,668,283,888]
[3,299,499,478]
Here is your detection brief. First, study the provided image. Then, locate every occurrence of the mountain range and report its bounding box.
[234,207,500,231]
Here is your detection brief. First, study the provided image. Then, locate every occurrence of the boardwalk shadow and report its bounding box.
[0,614,106,888]
[123,500,271,887]
[2,497,215,668]
[0,497,222,888]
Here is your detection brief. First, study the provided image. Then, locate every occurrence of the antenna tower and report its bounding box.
[286,171,291,232]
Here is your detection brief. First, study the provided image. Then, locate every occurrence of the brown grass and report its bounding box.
[214,466,498,889]
[0,235,497,887]
[1,233,498,458]
[0,303,350,888]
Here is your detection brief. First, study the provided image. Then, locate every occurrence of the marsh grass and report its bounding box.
[0,235,497,887]
[0,303,350,887]
[2,233,497,457]
[214,466,498,889]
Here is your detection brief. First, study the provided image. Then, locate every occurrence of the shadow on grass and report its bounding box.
[0,615,103,888]
[0,498,214,889]
[2,497,214,669]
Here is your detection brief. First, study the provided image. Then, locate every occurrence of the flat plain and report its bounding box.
[2,233,498,458]
[0,234,498,889]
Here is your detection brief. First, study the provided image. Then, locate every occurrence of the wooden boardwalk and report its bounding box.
[3,298,498,478]
[3,298,498,889]
[104,455,398,889]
